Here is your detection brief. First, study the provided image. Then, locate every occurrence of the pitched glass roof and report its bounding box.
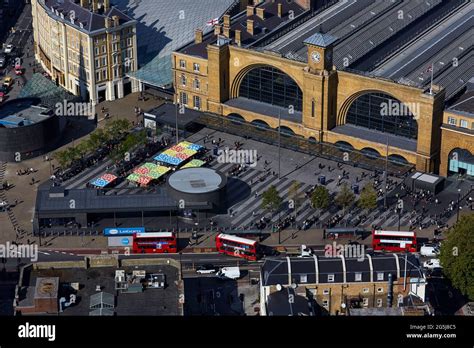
[113,0,237,86]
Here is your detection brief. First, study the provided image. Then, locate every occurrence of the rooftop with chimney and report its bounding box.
[41,0,134,32]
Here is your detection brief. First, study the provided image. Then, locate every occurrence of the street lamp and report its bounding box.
[457,188,461,222]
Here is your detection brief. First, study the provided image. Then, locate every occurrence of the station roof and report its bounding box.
[113,0,238,87]
[35,186,212,214]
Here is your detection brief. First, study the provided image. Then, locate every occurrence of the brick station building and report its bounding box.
[172,0,474,177]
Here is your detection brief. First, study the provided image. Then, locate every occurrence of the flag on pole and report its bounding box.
[427,63,434,95]
[207,18,219,26]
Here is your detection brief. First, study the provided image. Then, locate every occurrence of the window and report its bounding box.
[346,92,418,139]
[460,119,468,128]
[114,67,119,78]
[377,272,384,281]
[448,117,457,126]
[127,38,132,46]
[181,74,187,86]
[193,96,201,110]
[102,45,106,54]
[355,273,362,282]
[179,92,188,105]
[377,287,383,293]
[239,66,303,112]
[322,289,330,295]
[300,274,307,283]
[95,47,99,56]
[362,298,368,307]
[113,55,118,65]
[377,299,383,307]
[193,63,200,72]
[180,60,186,69]
[102,70,107,80]
[327,274,334,282]
[322,300,329,308]
[194,78,200,90]
[95,71,100,82]
[311,99,315,117]
[113,33,117,41]
[362,288,369,294]
[113,43,119,52]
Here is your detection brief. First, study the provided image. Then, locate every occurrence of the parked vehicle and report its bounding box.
[3,77,13,88]
[4,44,14,54]
[423,259,442,269]
[420,244,440,257]
[0,55,6,68]
[216,267,240,280]
[196,264,218,274]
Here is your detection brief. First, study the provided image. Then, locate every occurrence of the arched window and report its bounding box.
[346,92,418,139]
[239,66,303,111]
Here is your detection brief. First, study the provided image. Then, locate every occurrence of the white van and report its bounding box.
[420,244,440,257]
[216,267,240,280]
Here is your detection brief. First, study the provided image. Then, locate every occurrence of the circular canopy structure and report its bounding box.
[168,168,227,194]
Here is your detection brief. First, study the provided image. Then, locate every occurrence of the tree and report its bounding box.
[55,150,70,168]
[335,183,355,215]
[358,183,378,210]
[261,185,282,213]
[311,186,330,210]
[439,215,474,300]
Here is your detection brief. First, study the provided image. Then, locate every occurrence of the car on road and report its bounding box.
[0,55,6,68]
[423,259,442,269]
[0,85,9,94]
[196,264,218,274]
[420,244,440,257]
[4,44,14,54]
[2,77,13,88]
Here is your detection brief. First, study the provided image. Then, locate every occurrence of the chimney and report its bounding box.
[91,0,99,12]
[112,15,119,27]
[223,26,230,38]
[105,17,112,28]
[247,19,254,35]
[103,0,110,11]
[235,29,241,46]
[214,25,221,36]
[195,29,203,44]
[256,8,265,20]
[278,3,283,18]
[223,14,231,28]
[246,6,255,17]
[80,0,89,9]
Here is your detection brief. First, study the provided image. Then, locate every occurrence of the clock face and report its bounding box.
[311,51,321,63]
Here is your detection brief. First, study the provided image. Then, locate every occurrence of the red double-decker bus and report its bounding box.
[372,230,417,253]
[132,232,177,254]
[215,233,259,261]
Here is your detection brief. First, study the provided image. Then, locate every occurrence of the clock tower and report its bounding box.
[304,32,337,72]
